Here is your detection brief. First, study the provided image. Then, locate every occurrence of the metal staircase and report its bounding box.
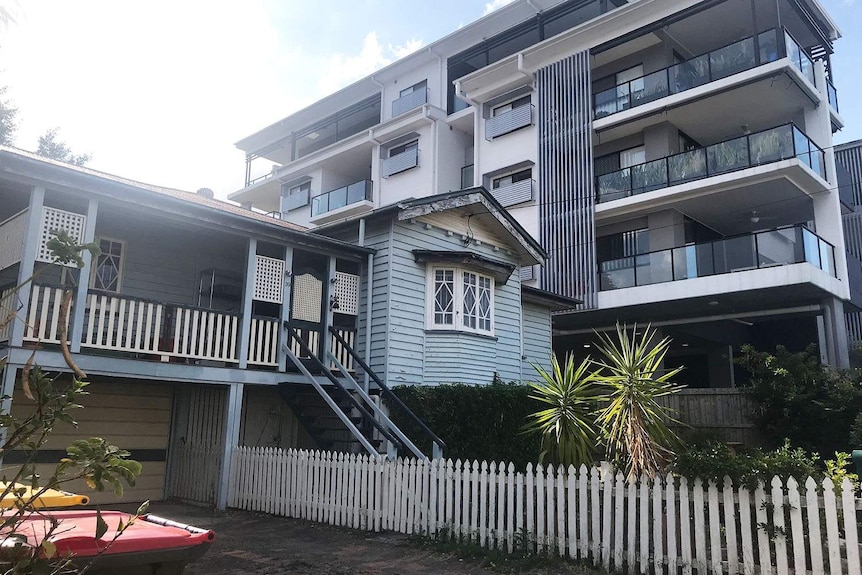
[281,325,445,460]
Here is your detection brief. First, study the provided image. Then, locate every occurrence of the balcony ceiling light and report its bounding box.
[306,132,320,140]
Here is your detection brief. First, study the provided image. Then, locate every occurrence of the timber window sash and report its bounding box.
[427,266,495,335]
[91,237,125,293]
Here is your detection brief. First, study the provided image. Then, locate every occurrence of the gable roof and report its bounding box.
[0,147,372,259]
[316,187,546,265]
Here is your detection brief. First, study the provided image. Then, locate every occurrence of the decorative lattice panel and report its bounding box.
[292,273,322,323]
[254,255,284,303]
[333,272,359,316]
[37,207,86,266]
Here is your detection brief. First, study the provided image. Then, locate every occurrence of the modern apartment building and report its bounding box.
[230,0,850,389]
[836,139,862,349]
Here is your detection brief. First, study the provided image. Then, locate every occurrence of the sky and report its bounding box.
[1,0,860,200]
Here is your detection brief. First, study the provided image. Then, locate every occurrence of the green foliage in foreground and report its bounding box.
[736,344,862,455]
[390,380,542,470]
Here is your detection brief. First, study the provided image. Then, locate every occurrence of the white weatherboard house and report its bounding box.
[232,0,851,422]
[0,149,567,509]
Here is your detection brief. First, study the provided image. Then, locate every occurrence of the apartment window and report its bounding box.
[389,140,418,158]
[620,146,646,168]
[400,80,426,97]
[492,168,531,189]
[281,181,311,212]
[428,267,494,335]
[91,237,125,293]
[492,95,530,117]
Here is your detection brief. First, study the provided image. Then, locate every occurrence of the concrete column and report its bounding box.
[237,238,257,369]
[10,186,45,347]
[70,198,98,353]
[278,246,294,372]
[216,382,244,510]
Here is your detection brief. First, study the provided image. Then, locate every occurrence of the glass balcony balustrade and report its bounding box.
[598,225,836,291]
[596,124,826,203]
[594,28,822,120]
[311,180,373,217]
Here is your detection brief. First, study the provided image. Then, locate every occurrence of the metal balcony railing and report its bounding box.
[827,81,839,115]
[598,225,836,291]
[485,104,533,139]
[311,180,373,217]
[392,88,428,117]
[595,124,826,203]
[594,28,820,120]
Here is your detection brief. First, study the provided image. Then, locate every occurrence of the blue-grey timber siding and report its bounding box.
[93,210,247,309]
[386,218,523,386]
[521,302,552,380]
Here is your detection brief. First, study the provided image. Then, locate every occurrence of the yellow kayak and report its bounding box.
[0,482,89,508]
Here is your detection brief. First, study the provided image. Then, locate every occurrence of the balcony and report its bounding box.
[461,165,474,189]
[485,104,532,140]
[595,124,825,204]
[490,179,533,208]
[381,147,419,178]
[599,225,835,292]
[310,180,373,218]
[593,28,816,121]
[392,88,428,117]
[827,81,839,115]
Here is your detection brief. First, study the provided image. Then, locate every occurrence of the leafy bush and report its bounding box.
[390,379,542,469]
[736,344,862,454]
[672,438,818,486]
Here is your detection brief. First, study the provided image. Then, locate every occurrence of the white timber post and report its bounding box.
[278,245,294,372]
[237,238,257,369]
[10,186,45,348]
[216,381,244,510]
[70,198,98,353]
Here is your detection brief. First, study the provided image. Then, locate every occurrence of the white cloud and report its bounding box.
[317,32,424,95]
[483,0,516,15]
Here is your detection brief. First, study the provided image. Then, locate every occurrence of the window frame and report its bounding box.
[90,236,126,293]
[426,266,495,336]
[399,80,427,98]
[492,95,531,117]
[492,167,532,189]
[388,139,419,158]
[281,180,311,212]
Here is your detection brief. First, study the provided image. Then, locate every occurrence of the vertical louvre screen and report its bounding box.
[537,50,596,307]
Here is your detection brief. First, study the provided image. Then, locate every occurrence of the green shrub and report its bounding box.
[672,438,819,486]
[851,413,862,447]
[736,345,862,454]
[390,379,542,469]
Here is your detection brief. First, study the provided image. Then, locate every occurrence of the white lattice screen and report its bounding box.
[37,207,87,266]
[292,273,322,323]
[334,272,359,316]
[253,255,284,303]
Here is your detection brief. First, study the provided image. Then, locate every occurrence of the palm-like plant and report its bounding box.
[592,323,684,480]
[524,353,599,468]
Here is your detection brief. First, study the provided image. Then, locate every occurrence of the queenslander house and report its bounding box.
[0,0,853,507]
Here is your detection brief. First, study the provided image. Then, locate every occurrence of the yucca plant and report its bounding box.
[592,323,684,480]
[524,353,599,468]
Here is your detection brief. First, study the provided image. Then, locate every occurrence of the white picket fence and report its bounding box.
[228,447,862,575]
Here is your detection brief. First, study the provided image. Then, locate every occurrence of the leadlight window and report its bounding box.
[429,267,494,335]
[91,237,125,292]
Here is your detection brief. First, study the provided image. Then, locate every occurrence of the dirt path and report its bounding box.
[143,501,590,575]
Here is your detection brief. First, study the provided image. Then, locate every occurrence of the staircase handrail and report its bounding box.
[285,327,404,451]
[328,326,446,454]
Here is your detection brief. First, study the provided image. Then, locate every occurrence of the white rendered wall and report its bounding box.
[381,60,443,122]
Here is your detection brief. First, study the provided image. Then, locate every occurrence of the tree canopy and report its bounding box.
[36,127,91,166]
